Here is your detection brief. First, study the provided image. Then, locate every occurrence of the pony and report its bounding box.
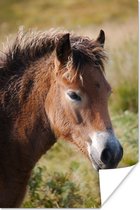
[0,28,123,207]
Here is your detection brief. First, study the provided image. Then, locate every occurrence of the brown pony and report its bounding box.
[0,28,123,207]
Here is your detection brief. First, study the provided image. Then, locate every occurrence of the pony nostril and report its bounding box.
[101,148,112,164]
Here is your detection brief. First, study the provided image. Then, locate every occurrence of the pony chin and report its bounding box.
[87,142,101,171]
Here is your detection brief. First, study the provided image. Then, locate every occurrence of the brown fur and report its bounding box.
[0,28,109,207]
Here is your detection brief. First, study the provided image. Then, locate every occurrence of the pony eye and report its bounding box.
[67,91,81,101]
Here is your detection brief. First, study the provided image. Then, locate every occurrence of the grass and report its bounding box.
[22,142,101,208]
[112,111,138,167]
[0,0,137,39]
[23,167,100,208]
[108,37,138,113]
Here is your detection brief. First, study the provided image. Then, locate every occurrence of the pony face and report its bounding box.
[45,31,123,170]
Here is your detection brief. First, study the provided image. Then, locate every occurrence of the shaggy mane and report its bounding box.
[0,28,107,77]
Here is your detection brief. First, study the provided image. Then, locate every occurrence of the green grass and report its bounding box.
[23,167,100,208]
[108,36,138,113]
[112,111,138,167]
[111,81,138,113]
[22,142,101,208]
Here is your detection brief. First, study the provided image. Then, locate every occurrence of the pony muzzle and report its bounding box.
[87,131,123,171]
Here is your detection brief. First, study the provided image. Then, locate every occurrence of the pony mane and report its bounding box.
[0,28,107,76]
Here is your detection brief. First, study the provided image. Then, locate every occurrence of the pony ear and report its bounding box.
[56,33,71,65]
[96,30,105,47]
